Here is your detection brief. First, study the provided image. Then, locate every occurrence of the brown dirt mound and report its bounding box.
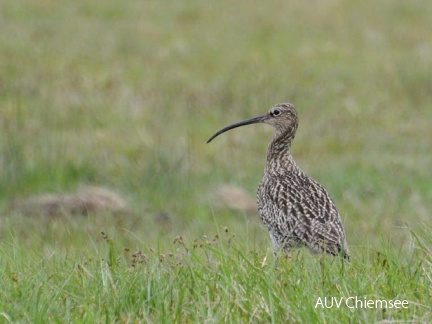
[10,186,128,217]
[211,184,256,215]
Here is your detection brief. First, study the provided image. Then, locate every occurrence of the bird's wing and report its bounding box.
[260,172,346,255]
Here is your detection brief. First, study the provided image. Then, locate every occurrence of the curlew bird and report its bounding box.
[207,103,350,260]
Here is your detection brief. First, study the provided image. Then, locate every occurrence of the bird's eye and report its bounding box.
[272,109,281,116]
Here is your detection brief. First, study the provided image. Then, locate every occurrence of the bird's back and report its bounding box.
[257,168,350,259]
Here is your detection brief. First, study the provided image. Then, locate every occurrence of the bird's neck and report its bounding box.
[265,132,300,174]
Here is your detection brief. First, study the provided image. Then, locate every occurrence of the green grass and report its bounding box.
[1,0,431,322]
[1,222,431,322]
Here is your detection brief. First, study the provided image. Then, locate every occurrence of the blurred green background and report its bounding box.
[1,0,431,254]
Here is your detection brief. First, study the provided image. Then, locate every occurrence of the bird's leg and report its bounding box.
[277,237,294,260]
[319,257,327,286]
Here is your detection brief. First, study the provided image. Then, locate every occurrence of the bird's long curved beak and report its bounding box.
[207,114,266,143]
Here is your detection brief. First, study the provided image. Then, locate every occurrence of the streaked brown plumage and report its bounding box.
[207,103,350,259]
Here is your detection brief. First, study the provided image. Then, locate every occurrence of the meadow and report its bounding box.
[0,0,431,322]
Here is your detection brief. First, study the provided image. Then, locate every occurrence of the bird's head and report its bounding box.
[207,103,299,143]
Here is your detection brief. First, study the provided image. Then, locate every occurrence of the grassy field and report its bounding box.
[1,0,431,322]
